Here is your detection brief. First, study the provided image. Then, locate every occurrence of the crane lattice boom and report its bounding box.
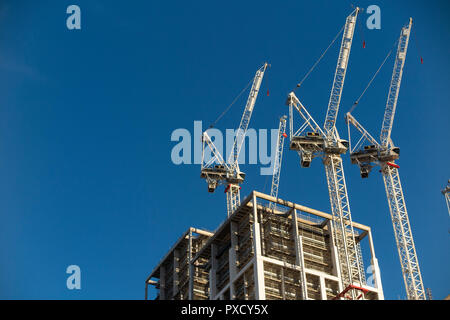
[324,9,358,140]
[380,18,412,148]
[229,64,268,168]
[288,8,365,298]
[200,63,268,217]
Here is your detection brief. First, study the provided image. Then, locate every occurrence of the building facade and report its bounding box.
[146,191,384,300]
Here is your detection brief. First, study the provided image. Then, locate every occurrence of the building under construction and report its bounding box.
[146,191,384,300]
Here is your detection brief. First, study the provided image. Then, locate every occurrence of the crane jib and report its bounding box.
[200,62,268,217]
[323,9,359,137]
[380,19,412,148]
[228,63,268,165]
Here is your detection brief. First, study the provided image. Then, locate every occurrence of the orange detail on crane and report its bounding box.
[224,184,241,193]
[363,40,366,48]
[333,284,369,300]
[387,162,400,169]
[282,133,287,138]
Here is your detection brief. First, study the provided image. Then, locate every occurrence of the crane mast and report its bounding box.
[287,8,365,298]
[347,18,427,300]
[201,63,268,217]
[382,163,425,300]
[269,116,287,210]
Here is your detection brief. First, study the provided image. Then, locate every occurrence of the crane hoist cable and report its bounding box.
[347,38,399,115]
[411,27,424,64]
[208,63,268,129]
[357,12,366,48]
[293,24,345,91]
[208,77,253,129]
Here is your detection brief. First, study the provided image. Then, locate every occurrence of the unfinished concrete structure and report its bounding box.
[146,191,384,300]
[145,228,213,300]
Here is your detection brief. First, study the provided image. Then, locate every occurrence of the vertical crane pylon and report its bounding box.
[269,115,287,210]
[346,18,427,300]
[200,63,268,217]
[287,8,365,299]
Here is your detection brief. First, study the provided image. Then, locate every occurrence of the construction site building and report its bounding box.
[146,191,384,300]
[145,227,213,300]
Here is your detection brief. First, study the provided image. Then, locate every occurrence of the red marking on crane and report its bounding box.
[363,40,366,48]
[333,284,369,300]
[387,162,400,169]
[267,90,270,96]
[282,133,287,138]
[224,185,240,192]
[420,57,423,64]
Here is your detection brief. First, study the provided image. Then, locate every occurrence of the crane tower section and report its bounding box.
[269,116,287,210]
[287,8,365,298]
[346,19,426,300]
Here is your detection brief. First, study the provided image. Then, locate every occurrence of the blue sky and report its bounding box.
[0,0,448,299]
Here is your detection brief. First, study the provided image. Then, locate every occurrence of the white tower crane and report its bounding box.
[269,115,287,210]
[287,8,366,299]
[201,63,268,217]
[345,18,426,300]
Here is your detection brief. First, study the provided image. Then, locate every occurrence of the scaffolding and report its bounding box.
[147,191,384,300]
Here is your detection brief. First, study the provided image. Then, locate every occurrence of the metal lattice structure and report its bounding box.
[287,8,364,298]
[200,63,268,217]
[323,154,363,289]
[346,18,426,300]
[323,10,358,138]
[379,20,412,148]
[383,165,424,300]
[269,116,287,210]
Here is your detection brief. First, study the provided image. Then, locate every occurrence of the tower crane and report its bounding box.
[286,8,366,298]
[442,180,450,216]
[269,115,287,210]
[201,63,268,217]
[345,18,426,300]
